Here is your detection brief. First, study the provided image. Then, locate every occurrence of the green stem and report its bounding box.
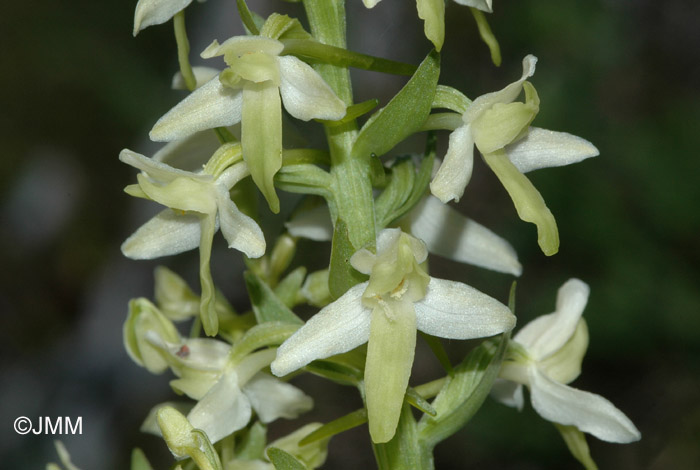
[303,0,375,267]
[173,11,197,92]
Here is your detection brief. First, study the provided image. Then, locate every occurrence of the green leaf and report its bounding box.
[303,359,363,387]
[299,409,368,446]
[375,157,416,228]
[245,271,304,325]
[267,447,307,470]
[417,335,509,449]
[329,218,368,299]
[130,448,153,470]
[406,387,437,417]
[274,266,307,308]
[236,0,260,35]
[236,421,268,460]
[352,50,440,160]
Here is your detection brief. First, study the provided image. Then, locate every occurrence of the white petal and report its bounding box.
[452,0,493,12]
[278,56,346,121]
[187,371,252,444]
[349,248,376,275]
[429,124,474,203]
[215,186,266,258]
[120,149,206,182]
[463,55,537,123]
[409,195,522,275]
[133,0,192,36]
[529,368,641,443]
[121,209,202,259]
[414,278,515,339]
[285,204,333,242]
[172,66,221,90]
[176,337,230,371]
[271,283,371,377]
[490,378,524,410]
[243,373,313,423]
[505,127,599,173]
[514,279,589,360]
[363,0,382,7]
[150,76,243,142]
[201,36,283,60]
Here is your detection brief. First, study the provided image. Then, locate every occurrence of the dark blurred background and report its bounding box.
[1,0,698,468]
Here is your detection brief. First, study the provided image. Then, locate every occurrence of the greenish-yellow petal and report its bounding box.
[416,0,445,51]
[365,300,416,443]
[482,150,559,255]
[242,82,282,213]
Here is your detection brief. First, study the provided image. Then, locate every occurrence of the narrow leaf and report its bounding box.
[352,50,440,160]
[299,409,368,446]
[267,447,307,470]
[417,335,508,449]
[130,448,153,470]
[245,271,304,325]
[406,387,437,417]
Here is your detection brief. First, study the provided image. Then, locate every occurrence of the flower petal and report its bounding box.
[187,371,253,444]
[242,81,282,213]
[271,283,371,377]
[490,378,525,410]
[243,373,313,423]
[150,76,243,142]
[463,55,537,124]
[529,368,641,443]
[278,55,346,121]
[453,0,493,13]
[365,300,416,443]
[414,277,515,339]
[409,195,522,276]
[285,204,333,242]
[216,191,265,258]
[121,209,202,260]
[172,66,221,90]
[416,0,445,51]
[505,127,599,173]
[514,278,589,360]
[429,124,475,203]
[482,149,559,256]
[133,0,192,36]
[120,149,207,182]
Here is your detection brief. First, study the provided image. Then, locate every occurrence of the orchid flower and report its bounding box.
[492,279,641,443]
[271,228,515,443]
[131,317,313,444]
[429,55,599,256]
[149,35,346,213]
[119,147,265,336]
[285,194,522,276]
[133,0,205,36]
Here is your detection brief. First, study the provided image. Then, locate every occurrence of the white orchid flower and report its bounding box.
[285,194,522,276]
[133,0,205,36]
[144,331,313,444]
[120,148,265,336]
[272,228,515,443]
[149,35,346,213]
[430,55,599,256]
[492,279,641,443]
